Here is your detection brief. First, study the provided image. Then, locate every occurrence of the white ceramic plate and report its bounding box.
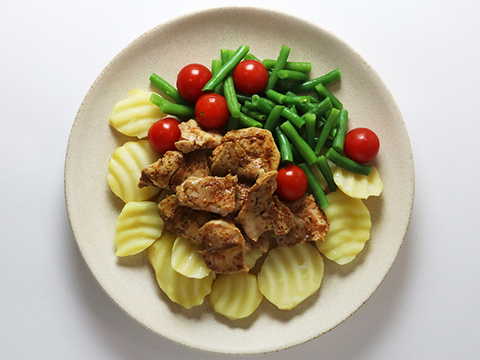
[65,6,414,355]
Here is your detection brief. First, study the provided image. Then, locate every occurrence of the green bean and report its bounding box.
[280,121,316,165]
[278,69,308,82]
[304,113,316,149]
[238,112,263,128]
[284,95,309,107]
[236,93,252,104]
[290,141,303,163]
[266,89,286,104]
[307,97,332,117]
[211,59,223,94]
[264,44,291,92]
[240,106,267,121]
[275,126,294,163]
[298,163,329,209]
[315,83,343,110]
[326,148,372,176]
[314,108,340,154]
[149,73,189,105]
[292,68,341,93]
[244,53,261,62]
[264,105,285,132]
[149,93,194,120]
[227,115,238,131]
[252,95,274,115]
[243,100,257,111]
[332,109,348,152]
[203,45,250,92]
[223,75,241,118]
[316,155,337,191]
[263,59,312,73]
[281,107,305,129]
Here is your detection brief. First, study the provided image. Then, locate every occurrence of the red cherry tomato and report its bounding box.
[276,165,308,201]
[233,60,269,95]
[195,93,230,129]
[147,117,181,153]
[176,63,212,103]
[344,127,380,164]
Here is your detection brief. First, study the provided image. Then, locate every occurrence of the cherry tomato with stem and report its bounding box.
[233,60,269,95]
[195,93,230,130]
[344,127,380,164]
[147,117,181,153]
[176,63,212,103]
[276,164,308,201]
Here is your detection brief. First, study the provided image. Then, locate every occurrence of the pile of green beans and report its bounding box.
[148,44,374,209]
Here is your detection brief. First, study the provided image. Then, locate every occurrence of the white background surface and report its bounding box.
[1,1,479,359]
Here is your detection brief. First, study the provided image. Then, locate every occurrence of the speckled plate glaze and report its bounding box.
[65,6,414,355]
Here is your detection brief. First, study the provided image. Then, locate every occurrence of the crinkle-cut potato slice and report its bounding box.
[258,243,324,310]
[244,249,263,270]
[316,190,372,265]
[210,273,263,320]
[171,236,211,279]
[114,201,164,257]
[109,89,165,138]
[148,232,214,309]
[107,140,160,203]
[333,165,383,199]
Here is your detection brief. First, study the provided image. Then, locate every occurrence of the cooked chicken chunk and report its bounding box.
[157,194,211,244]
[169,151,211,188]
[210,127,280,181]
[176,174,238,216]
[138,150,210,189]
[174,119,223,153]
[138,150,184,189]
[276,195,329,247]
[233,181,251,214]
[235,171,295,240]
[198,219,248,274]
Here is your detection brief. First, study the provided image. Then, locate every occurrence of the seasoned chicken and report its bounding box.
[174,119,223,153]
[276,195,329,247]
[138,150,210,189]
[210,127,280,181]
[235,171,295,240]
[157,194,211,244]
[138,150,184,189]
[176,174,238,216]
[169,151,211,188]
[233,181,251,214]
[198,219,248,274]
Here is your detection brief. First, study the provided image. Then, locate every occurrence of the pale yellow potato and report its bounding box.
[171,236,211,279]
[109,89,165,139]
[316,190,372,265]
[107,140,160,203]
[114,201,163,257]
[148,232,214,309]
[258,243,324,310]
[333,165,383,199]
[210,273,263,320]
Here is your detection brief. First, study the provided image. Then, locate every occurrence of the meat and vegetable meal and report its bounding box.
[107,45,383,320]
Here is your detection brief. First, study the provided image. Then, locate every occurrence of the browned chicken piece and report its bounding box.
[138,150,184,189]
[169,151,211,188]
[276,195,329,247]
[174,119,223,153]
[157,194,211,244]
[138,150,211,189]
[232,181,251,214]
[244,232,272,253]
[198,219,248,274]
[210,127,281,181]
[176,174,238,216]
[235,171,295,241]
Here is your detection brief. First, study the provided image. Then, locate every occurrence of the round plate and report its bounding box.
[65,6,414,355]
